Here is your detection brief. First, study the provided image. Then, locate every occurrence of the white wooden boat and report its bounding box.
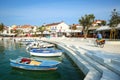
[29,48,62,57]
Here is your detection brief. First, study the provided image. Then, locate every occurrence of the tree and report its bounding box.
[109,9,120,40]
[101,20,106,26]
[79,14,95,39]
[37,25,46,37]
[38,25,46,32]
[71,24,77,30]
[0,23,4,33]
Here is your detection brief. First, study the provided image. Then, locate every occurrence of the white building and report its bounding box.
[45,21,70,37]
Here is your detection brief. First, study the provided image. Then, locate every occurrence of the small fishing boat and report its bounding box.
[19,39,35,45]
[10,57,61,70]
[29,48,63,57]
[26,42,55,50]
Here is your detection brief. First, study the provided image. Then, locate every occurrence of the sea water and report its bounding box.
[0,39,85,80]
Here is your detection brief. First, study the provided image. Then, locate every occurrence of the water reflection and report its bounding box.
[10,68,61,80]
[0,40,5,60]
[0,40,5,53]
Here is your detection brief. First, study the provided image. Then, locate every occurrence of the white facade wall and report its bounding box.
[57,22,70,32]
[50,22,70,32]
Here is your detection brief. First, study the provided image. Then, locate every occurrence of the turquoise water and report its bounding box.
[0,39,85,80]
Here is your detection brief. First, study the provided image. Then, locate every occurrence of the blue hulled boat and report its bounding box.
[29,48,63,57]
[10,57,61,70]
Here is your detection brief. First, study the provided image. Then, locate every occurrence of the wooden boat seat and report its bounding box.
[29,60,41,66]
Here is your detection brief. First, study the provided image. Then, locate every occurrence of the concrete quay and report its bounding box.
[41,37,120,80]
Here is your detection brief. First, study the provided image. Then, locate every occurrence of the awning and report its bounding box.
[43,31,50,34]
[96,26,111,31]
[0,33,16,36]
[65,29,82,33]
[116,24,120,30]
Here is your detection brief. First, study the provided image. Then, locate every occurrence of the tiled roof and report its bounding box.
[4,26,8,30]
[20,25,33,28]
[45,22,63,26]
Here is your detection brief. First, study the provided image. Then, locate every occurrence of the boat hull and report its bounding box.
[30,51,62,57]
[30,49,62,57]
[10,62,57,70]
[10,58,60,70]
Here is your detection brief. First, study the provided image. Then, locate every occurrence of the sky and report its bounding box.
[0,0,120,26]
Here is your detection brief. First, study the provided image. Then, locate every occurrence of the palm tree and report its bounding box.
[109,9,120,40]
[79,14,95,39]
